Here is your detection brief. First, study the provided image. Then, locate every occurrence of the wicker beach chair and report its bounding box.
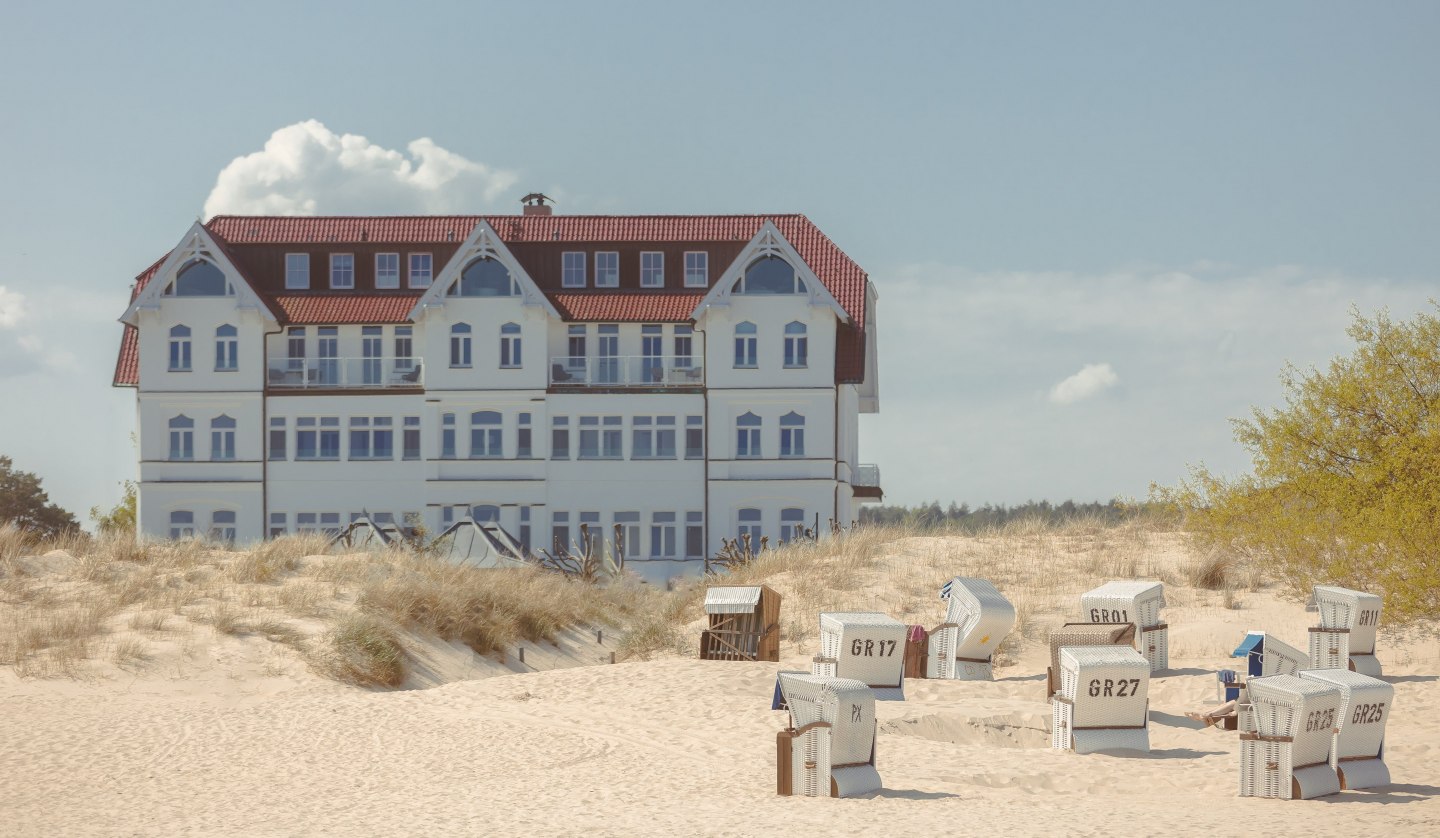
[1229,632,1310,731]
[1050,645,1151,754]
[1079,581,1168,671]
[1045,622,1137,698]
[1308,586,1383,676]
[1238,675,1342,800]
[926,577,1015,681]
[774,673,881,798]
[1299,669,1393,789]
[699,585,781,662]
[812,612,907,700]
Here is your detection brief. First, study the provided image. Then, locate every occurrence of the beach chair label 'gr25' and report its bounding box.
[850,639,898,657]
[1305,708,1337,732]
[1087,678,1141,697]
[1089,608,1129,623]
[1351,702,1385,725]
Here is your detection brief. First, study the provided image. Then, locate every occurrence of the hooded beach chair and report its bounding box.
[699,585,781,662]
[774,673,881,798]
[1298,669,1393,789]
[1238,675,1342,800]
[926,577,1016,681]
[1308,586,1383,676]
[1050,645,1151,754]
[811,612,907,700]
[1228,631,1309,731]
[1079,581,1168,671]
[1045,622,1137,698]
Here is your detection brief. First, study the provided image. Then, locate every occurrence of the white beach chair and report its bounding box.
[775,673,881,798]
[1080,581,1168,671]
[1046,622,1137,698]
[1050,645,1151,754]
[1299,669,1393,789]
[926,577,1015,681]
[1308,586,1383,676]
[812,612,907,700]
[1238,675,1342,800]
[1230,632,1310,732]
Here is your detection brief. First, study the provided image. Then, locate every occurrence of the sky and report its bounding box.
[1,1,1437,523]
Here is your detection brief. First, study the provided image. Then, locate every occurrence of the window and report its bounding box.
[296,417,340,460]
[519,507,532,555]
[316,327,338,384]
[210,415,236,461]
[596,324,619,384]
[562,251,586,288]
[469,411,502,458]
[734,256,804,294]
[286,327,305,371]
[781,508,807,544]
[169,510,195,540]
[408,253,433,288]
[472,505,500,524]
[738,508,762,544]
[296,512,317,534]
[269,512,287,539]
[394,326,414,372]
[685,415,704,459]
[551,511,570,554]
[210,510,237,545]
[784,322,808,368]
[450,323,472,367]
[580,511,601,555]
[614,511,640,560]
[551,416,569,459]
[684,251,709,287]
[172,260,228,296]
[403,416,420,460]
[517,413,532,458]
[450,257,516,297]
[578,416,599,459]
[269,417,286,461]
[500,323,522,368]
[595,251,619,287]
[780,412,805,458]
[330,253,355,289]
[603,416,622,458]
[566,325,587,370]
[641,251,664,287]
[168,415,194,460]
[321,512,341,536]
[641,324,663,382]
[361,326,384,385]
[736,412,761,458]
[215,324,238,371]
[632,416,653,458]
[441,413,456,459]
[285,253,310,289]
[350,417,394,460]
[168,325,191,371]
[577,416,622,459]
[734,322,757,368]
[650,512,677,558]
[656,416,677,458]
[674,325,693,369]
[686,511,704,558]
[375,253,400,289]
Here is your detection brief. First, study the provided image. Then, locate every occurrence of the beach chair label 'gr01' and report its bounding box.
[1351,702,1385,725]
[1088,678,1141,698]
[851,639,898,657]
[1305,708,1337,733]
[1089,608,1129,623]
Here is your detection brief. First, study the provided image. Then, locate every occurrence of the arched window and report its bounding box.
[168,415,194,460]
[215,324,238,371]
[171,259,229,296]
[780,411,805,458]
[210,510,237,544]
[738,508,762,544]
[471,504,500,523]
[450,322,472,367]
[783,321,808,369]
[733,256,804,294]
[441,412,456,459]
[210,415,236,461]
[449,257,517,297]
[168,325,192,371]
[736,411,761,458]
[734,321,757,368]
[500,322,522,368]
[470,410,502,458]
[169,510,195,540]
[780,508,807,544]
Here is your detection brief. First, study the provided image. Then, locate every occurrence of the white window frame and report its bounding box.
[375,252,400,289]
[562,251,586,288]
[500,323,522,369]
[285,253,310,290]
[641,251,664,288]
[784,321,808,369]
[210,414,236,462]
[684,251,709,287]
[408,253,433,288]
[780,412,805,458]
[595,251,619,288]
[168,325,192,372]
[214,324,238,372]
[330,253,355,289]
[736,412,761,459]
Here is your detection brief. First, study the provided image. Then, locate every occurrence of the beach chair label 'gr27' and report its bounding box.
[1087,678,1141,697]
[1351,702,1385,725]
[1305,708,1337,732]
[1089,608,1129,623]
[850,639,898,657]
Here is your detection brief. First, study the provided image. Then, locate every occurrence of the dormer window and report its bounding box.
[375,253,400,289]
[684,252,709,287]
[330,254,355,289]
[448,257,518,297]
[562,252,586,288]
[285,254,309,289]
[595,252,619,288]
[734,256,804,294]
[641,252,664,287]
[170,259,229,296]
[409,253,433,288]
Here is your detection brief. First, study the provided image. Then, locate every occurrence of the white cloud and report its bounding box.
[1049,363,1118,404]
[0,286,24,329]
[203,121,519,218]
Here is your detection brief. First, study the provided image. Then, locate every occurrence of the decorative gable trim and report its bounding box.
[689,219,849,323]
[406,219,560,320]
[119,222,276,326]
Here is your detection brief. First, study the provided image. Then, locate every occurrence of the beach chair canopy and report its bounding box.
[704,586,763,614]
[815,612,907,697]
[1081,581,1166,627]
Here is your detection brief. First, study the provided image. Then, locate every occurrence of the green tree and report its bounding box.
[90,480,137,535]
[1157,304,1440,622]
[0,455,79,539]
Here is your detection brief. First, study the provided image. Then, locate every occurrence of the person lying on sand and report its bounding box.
[1185,700,1237,728]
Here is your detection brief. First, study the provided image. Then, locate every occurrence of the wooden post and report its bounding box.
[609,651,616,664]
[518,647,525,664]
[597,629,603,645]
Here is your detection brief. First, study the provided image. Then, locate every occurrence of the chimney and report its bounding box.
[521,192,554,216]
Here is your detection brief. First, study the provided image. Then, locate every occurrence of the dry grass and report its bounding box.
[317,612,406,687]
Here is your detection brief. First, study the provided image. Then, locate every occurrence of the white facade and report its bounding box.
[118,214,880,582]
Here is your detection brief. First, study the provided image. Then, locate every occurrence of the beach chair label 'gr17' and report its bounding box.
[1351,702,1384,725]
[1088,678,1141,698]
[851,639,898,657]
[1089,608,1129,623]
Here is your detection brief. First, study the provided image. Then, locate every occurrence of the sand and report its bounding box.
[2,536,1437,836]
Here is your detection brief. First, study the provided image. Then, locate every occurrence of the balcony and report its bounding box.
[550,355,704,388]
[267,357,424,390]
[853,463,883,500]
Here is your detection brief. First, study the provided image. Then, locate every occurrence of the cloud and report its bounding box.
[1049,363,1118,404]
[203,121,519,218]
[0,286,24,329]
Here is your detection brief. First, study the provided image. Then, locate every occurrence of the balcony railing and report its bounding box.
[267,357,424,389]
[853,463,882,499]
[550,355,704,387]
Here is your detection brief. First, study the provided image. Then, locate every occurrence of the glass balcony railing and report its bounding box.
[550,355,704,387]
[266,357,424,389]
[854,464,881,488]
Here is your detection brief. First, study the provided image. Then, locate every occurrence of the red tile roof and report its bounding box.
[551,292,707,322]
[273,295,421,325]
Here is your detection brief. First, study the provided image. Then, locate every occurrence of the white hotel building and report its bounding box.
[115,205,880,580]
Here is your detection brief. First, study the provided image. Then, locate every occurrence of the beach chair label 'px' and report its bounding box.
[851,639,898,657]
